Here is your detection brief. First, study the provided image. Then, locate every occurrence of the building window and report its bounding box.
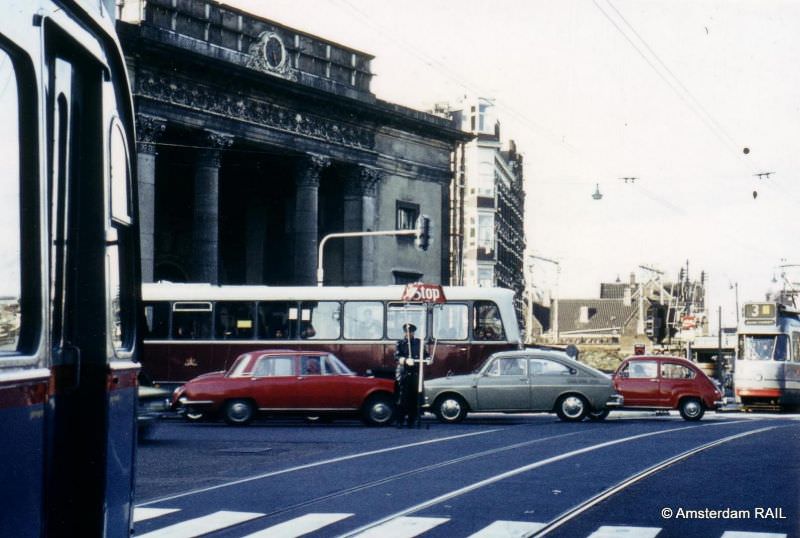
[392,270,422,285]
[477,212,494,253]
[396,201,419,231]
[477,265,494,288]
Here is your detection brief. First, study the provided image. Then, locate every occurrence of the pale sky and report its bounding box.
[225,0,800,329]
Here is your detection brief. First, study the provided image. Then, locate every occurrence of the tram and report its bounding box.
[0,1,141,536]
[734,302,800,410]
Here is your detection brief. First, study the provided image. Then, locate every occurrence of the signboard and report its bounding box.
[401,283,446,304]
[743,303,777,325]
[681,315,697,330]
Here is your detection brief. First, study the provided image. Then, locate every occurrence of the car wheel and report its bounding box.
[361,394,395,426]
[586,408,610,421]
[434,394,468,423]
[224,399,255,426]
[556,394,589,422]
[679,397,705,421]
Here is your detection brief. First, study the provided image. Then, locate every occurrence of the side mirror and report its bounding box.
[619,371,629,379]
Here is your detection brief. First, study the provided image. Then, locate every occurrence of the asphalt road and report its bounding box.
[134,411,799,537]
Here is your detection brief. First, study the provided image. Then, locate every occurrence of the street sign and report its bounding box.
[401,283,446,303]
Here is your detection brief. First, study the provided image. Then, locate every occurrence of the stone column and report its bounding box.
[135,115,166,283]
[293,154,330,284]
[192,131,233,284]
[343,166,382,285]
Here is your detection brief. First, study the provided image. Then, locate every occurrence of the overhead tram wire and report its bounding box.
[594,0,800,207]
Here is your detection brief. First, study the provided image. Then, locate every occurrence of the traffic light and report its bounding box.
[415,215,432,251]
[645,304,666,343]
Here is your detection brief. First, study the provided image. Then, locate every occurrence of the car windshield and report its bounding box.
[227,354,251,377]
[326,353,354,375]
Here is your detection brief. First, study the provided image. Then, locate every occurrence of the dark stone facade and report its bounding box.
[119,0,469,285]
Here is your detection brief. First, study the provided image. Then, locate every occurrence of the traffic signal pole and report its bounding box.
[316,216,432,286]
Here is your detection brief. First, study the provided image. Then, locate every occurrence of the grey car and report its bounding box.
[424,349,623,423]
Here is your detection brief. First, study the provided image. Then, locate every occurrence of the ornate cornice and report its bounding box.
[246,31,298,81]
[135,114,166,154]
[136,70,373,150]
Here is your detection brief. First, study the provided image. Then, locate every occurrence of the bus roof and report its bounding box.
[142,282,517,303]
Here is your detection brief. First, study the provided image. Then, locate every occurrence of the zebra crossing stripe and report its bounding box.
[467,520,546,537]
[135,510,263,538]
[351,516,450,537]
[722,531,786,538]
[240,513,354,538]
[133,508,180,523]
[587,526,662,538]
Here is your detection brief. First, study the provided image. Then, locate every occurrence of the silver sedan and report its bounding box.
[424,349,622,423]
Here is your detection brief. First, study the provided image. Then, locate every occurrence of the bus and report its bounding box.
[141,282,523,386]
[0,2,141,536]
[734,302,800,410]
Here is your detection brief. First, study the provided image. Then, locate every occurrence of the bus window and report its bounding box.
[215,301,255,339]
[387,303,426,340]
[0,48,20,355]
[144,302,170,339]
[433,304,468,340]
[474,301,505,341]
[257,301,295,339]
[344,301,383,340]
[300,301,340,340]
[172,302,212,339]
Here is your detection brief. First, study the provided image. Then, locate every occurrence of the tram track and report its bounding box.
[530,425,780,537]
[337,420,762,537]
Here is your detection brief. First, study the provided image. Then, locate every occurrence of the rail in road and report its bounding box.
[134,413,799,538]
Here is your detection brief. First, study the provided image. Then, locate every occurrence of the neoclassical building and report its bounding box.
[118,0,469,286]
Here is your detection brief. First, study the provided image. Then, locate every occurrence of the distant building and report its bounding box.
[438,97,526,325]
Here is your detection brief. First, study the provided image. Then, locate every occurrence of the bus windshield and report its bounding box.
[741,335,788,361]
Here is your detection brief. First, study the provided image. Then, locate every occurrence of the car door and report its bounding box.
[296,354,351,409]
[528,357,574,410]
[658,361,696,407]
[250,355,298,409]
[476,357,530,410]
[615,360,661,406]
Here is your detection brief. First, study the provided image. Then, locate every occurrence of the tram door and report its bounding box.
[45,21,138,537]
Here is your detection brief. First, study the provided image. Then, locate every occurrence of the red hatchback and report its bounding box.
[612,356,724,420]
[172,350,396,426]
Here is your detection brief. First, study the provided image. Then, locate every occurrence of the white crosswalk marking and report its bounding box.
[133,507,180,523]
[241,513,354,538]
[351,516,450,537]
[467,520,546,537]
[588,526,662,538]
[135,510,263,538]
[722,531,786,538]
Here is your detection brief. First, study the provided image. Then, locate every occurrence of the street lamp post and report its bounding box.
[529,255,560,343]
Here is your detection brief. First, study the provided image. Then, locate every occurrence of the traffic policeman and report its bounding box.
[395,323,428,427]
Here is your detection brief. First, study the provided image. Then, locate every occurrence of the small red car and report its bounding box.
[172,350,396,426]
[612,356,724,420]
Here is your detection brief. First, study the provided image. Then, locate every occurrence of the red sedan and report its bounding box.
[172,350,396,426]
[612,355,724,420]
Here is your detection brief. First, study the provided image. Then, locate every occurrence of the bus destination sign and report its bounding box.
[401,283,447,304]
[743,302,777,325]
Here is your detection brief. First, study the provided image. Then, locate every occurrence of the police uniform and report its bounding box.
[395,323,426,427]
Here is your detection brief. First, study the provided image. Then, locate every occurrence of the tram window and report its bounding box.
[793,333,800,362]
[215,301,255,340]
[433,304,468,340]
[473,301,505,341]
[172,302,212,339]
[144,302,170,339]
[743,336,775,361]
[0,48,21,355]
[344,301,383,340]
[774,334,788,361]
[300,301,340,340]
[257,301,295,339]
[387,303,426,340]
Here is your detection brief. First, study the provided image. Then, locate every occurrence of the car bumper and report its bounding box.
[605,393,624,407]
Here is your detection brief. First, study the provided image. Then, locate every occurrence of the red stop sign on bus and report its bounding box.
[401,283,446,304]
